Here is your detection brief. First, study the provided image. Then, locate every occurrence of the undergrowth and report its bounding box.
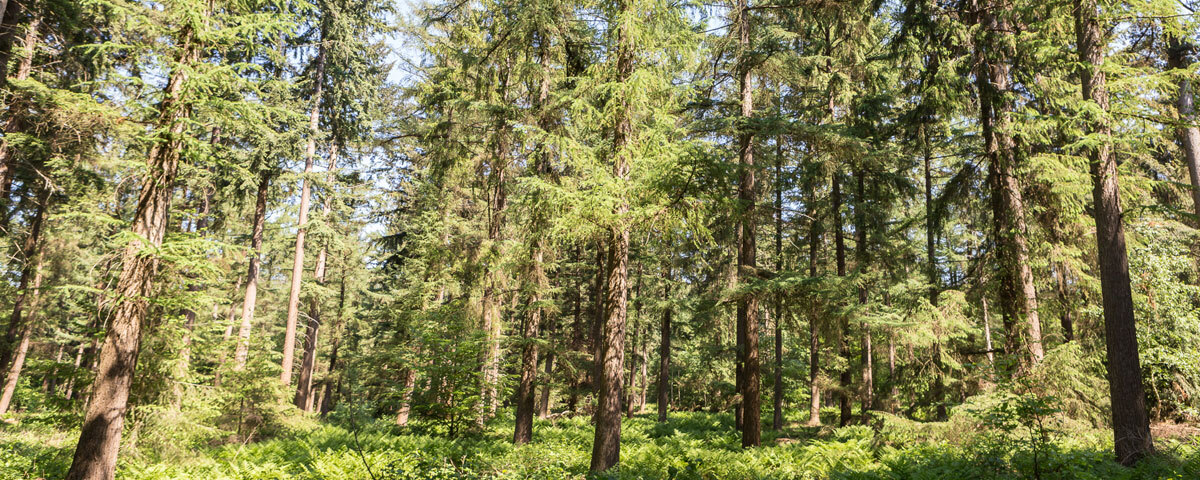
[1,407,1197,479]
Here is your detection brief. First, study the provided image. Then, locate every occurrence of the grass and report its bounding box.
[1,409,1198,479]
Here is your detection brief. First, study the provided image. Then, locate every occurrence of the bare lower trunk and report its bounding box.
[65,25,196,478]
[282,41,327,385]
[983,297,995,368]
[234,170,270,370]
[1075,1,1153,464]
[0,186,49,373]
[295,143,338,411]
[657,266,672,423]
[395,368,416,426]
[0,262,42,413]
[806,204,822,427]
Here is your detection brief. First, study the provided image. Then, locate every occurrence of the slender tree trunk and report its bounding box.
[0,185,49,373]
[65,22,197,479]
[515,52,554,441]
[1055,265,1074,342]
[657,265,672,423]
[538,344,555,418]
[234,170,271,370]
[321,273,348,416]
[282,42,327,386]
[983,297,995,368]
[806,196,822,427]
[855,171,873,417]
[975,2,1043,367]
[772,137,784,430]
[0,259,42,413]
[624,262,644,418]
[831,172,852,426]
[1075,0,1154,464]
[922,125,947,421]
[1167,38,1200,220]
[295,143,338,410]
[590,6,632,469]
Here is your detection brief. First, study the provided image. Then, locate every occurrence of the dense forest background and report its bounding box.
[0,0,1199,478]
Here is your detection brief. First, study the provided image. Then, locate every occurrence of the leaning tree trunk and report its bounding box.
[233,169,271,370]
[1075,0,1154,464]
[0,185,49,374]
[65,22,196,480]
[281,41,326,386]
[590,4,632,469]
[0,256,42,414]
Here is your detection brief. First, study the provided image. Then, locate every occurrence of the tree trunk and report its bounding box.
[0,13,38,222]
[734,0,760,446]
[0,185,49,374]
[922,125,947,421]
[1167,38,1200,220]
[590,6,632,469]
[295,142,339,411]
[657,265,672,423]
[0,259,42,413]
[1075,0,1154,464]
[831,172,852,426]
[772,137,784,431]
[806,196,822,427]
[982,297,995,368]
[281,41,327,386]
[395,367,416,426]
[974,2,1043,367]
[65,22,197,479]
[515,52,554,440]
[234,169,271,370]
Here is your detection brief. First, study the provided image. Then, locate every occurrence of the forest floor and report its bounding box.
[2,409,1199,479]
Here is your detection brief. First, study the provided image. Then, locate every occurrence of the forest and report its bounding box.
[0,0,1199,478]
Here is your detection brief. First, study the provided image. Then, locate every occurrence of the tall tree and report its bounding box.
[1074,0,1153,464]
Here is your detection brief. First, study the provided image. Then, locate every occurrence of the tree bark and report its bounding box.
[65,21,197,479]
[974,1,1043,367]
[1075,0,1154,464]
[234,169,271,370]
[590,5,632,469]
[1167,38,1200,222]
[657,265,672,423]
[0,184,49,373]
[806,193,822,427]
[777,136,787,432]
[0,13,38,221]
[281,41,327,386]
[0,256,42,413]
[295,142,339,411]
[733,0,760,446]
